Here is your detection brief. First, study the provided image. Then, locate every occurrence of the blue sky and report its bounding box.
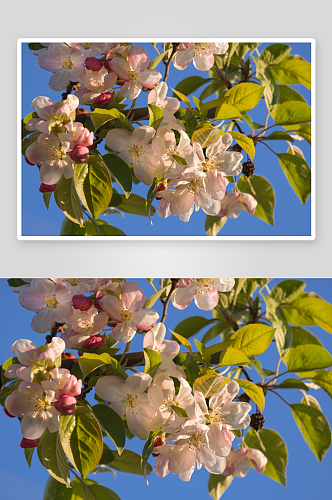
[21,42,312,237]
[0,278,331,500]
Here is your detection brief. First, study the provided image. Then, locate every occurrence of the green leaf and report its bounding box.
[59,217,86,236]
[228,131,255,159]
[291,403,331,461]
[170,330,193,354]
[100,446,152,476]
[171,406,188,418]
[193,373,228,398]
[277,378,309,391]
[44,477,121,500]
[28,43,47,51]
[313,371,332,400]
[171,88,192,109]
[264,131,294,142]
[148,104,164,129]
[253,58,279,113]
[215,104,242,120]
[245,428,288,485]
[7,278,29,288]
[91,108,119,131]
[91,404,125,455]
[282,297,332,333]
[59,406,103,479]
[208,474,233,500]
[55,177,83,225]
[278,153,311,204]
[218,348,250,366]
[181,108,198,139]
[205,215,227,236]
[103,154,132,199]
[234,379,265,410]
[112,192,155,218]
[296,124,311,144]
[24,447,35,468]
[224,83,265,112]
[174,352,199,388]
[270,280,306,304]
[172,154,187,166]
[141,430,161,484]
[260,44,291,65]
[205,340,236,359]
[191,127,222,148]
[148,49,169,69]
[144,285,170,309]
[84,219,126,236]
[78,353,111,379]
[237,174,275,225]
[287,345,332,372]
[43,192,52,210]
[146,176,163,223]
[262,295,292,357]
[43,476,69,500]
[144,348,162,377]
[275,101,311,126]
[41,431,70,485]
[277,85,306,105]
[200,81,226,102]
[280,293,316,327]
[289,326,323,349]
[73,155,112,219]
[173,76,207,97]
[173,316,212,340]
[202,323,234,344]
[270,58,311,89]
[230,324,276,356]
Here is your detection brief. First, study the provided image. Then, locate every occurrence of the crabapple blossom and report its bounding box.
[72,294,93,311]
[18,279,73,333]
[85,57,103,72]
[68,43,111,57]
[54,394,77,414]
[69,145,89,163]
[82,335,105,349]
[153,129,193,180]
[99,282,159,343]
[143,323,180,371]
[26,95,79,135]
[148,82,180,123]
[4,337,65,382]
[47,367,82,398]
[63,122,94,148]
[110,45,162,99]
[95,373,162,440]
[4,406,15,418]
[60,306,108,349]
[105,126,165,185]
[5,382,60,439]
[172,278,235,310]
[75,68,117,105]
[25,134,75,185]
[20,437,41,449]
[154,416,227,481]
[222,448,268,477]
[39,183,57,193]
[173,42,228,71]
[58,278,99,295]
[36,43,86,91]
[194,133,244,178]
[217,192,258,218]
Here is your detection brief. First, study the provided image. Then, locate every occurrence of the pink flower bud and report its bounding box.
[93,93,114,106]
[82,335,105,350]
[69,145,89,163]
[4,406,15,418]
[39,183,57,193]
[156,182,166,200]
[85,57,103,71]
[104,54,115,71]
[20,437,40,449]
[152,437,165,456]
[54,395,77,414]
[72,294,92,311]
[94,292,106,311]
[25,155,35,166]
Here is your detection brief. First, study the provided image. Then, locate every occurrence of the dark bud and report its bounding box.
[232,144,242,153]
[250,410,265,431]
[238,393,250,403]
[39,183,57,193]
[242,160,255,178]
[156,182,166,200]
[20,437,40,449]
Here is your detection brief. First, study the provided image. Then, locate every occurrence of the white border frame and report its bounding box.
[17,38,316,241]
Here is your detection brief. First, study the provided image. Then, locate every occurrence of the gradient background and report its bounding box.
[0,278,331,499]
[21,41,312,237]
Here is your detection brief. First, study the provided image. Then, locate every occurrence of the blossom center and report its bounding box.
[202,157,217,172]
[194,43,213,57]
[46,145,67,161]
[81,43,94,50]
[66,279,82,286]
[87,77,104,91]
[121,393,140,410]
[76,319,94,334]
[195,279,218,294]
[59,57,74,70]
[127,68,139,81]
[42,294,59,310]
[205,409,223,425]
[120,307,133,322]
[187,179,204,195]
[26,352,40,366]
[187,432,207,450]
[28,395,51,413]
[129,145,144,159]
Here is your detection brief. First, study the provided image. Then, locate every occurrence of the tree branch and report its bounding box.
[163,43,180,83]
[160,278,179,323]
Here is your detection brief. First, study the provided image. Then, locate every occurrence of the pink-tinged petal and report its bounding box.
[49,70,70,91]
[132,158,158,186]
[11,339,37,363]
[215,151,243,176]
[228,204,243,219]
[143,329,155,349]
[171,188,194,216]
[213,43,229,55]
[173,47,195,70]
[126,407,151,440]
[193,52,214,71]
[92,311,108,333]
[197,444,226,474]
[39,161,64,185]
[179,278,195,288]
[207,426,233,457]
[109,401,125,419]
[157,198,172,219]
[103,71,117,91]
[239,192,257,215]
[121,80,142,100]
[138,70,162,89]
[117,151,132,166]
[105,129,132,152]
[217,279,235,292]
[120,282,145,311]
[99,295,123,322]
[154,454,171,478]
[21,412,48,439]
[31,310,54,333]
[234,459,251,478]
[45,407,60,433]
[113,321,137,342]
[60,158,75,180]
[169,443,196,474]
[152,323,166,346]
[196,191,221,216]
[210,381,239,410]
[125,373,152,395]
[164,97,180,114]
[172,286,196,310]
[204,172,226,200]
[128,45,149,72]
[110,58,130,81]
[95,375,126,402]
[161,340,180,359]
[133,309,159,330]
[219,193,240,212]
[194,289,219,310]
[4,364,24,379]
[247,448,267,473]
[132,126,156,147]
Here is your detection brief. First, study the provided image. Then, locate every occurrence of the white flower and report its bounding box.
[222,448,267,477]
[143,323,180,372]
[173,43,228,71]
[172,278,235,310]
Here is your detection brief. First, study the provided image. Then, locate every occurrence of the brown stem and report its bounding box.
[45,322,65,344]
[61,81,79,101]
[163,43,180,83]
[160,278,179,323]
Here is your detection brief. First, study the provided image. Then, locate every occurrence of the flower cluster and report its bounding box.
[24,42,257,225]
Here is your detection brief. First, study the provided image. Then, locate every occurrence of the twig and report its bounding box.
[163,43,180,83]
[45,322,65,344]
[160,278,179,323]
